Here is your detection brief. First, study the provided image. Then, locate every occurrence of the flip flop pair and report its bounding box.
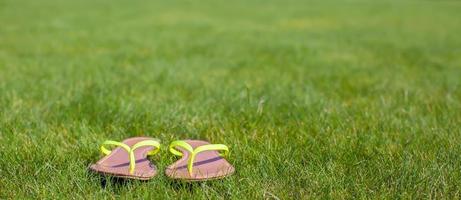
[89,137,235,181]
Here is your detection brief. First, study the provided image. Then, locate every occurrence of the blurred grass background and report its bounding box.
[1,0,460,198]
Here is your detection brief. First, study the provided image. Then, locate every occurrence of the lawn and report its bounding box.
[1,0,461,198]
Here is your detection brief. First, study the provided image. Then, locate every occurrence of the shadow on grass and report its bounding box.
[88,170,149,193]
[87,166,232,197]
[98,175,133,189]
[165,177,231,198]
[89,171,203,194]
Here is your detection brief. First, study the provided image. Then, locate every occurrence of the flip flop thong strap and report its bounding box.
[100,139,161,174]
[169,140,194,156]
[100,140,131,156]
[169,140,229,176]
[132,140,161,156]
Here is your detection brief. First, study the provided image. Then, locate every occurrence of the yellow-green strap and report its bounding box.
[169,141,229,176]
[100,140,132,156]
[100,139,161,174]
[169,140,194,156]
[132,140,161,156]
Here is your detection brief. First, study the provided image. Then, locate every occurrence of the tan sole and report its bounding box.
[165,140,235,181]
[90,137,159,180]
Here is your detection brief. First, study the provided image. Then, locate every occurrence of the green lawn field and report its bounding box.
[1,0,461,198]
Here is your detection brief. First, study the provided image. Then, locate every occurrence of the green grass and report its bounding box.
[1,0,461,198]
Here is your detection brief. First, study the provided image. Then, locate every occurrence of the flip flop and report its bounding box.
[165,140,235,181]
[90,137,161,180]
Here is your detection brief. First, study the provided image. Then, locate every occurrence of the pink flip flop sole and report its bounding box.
[165,140,235,181]
[90,137,158,180]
